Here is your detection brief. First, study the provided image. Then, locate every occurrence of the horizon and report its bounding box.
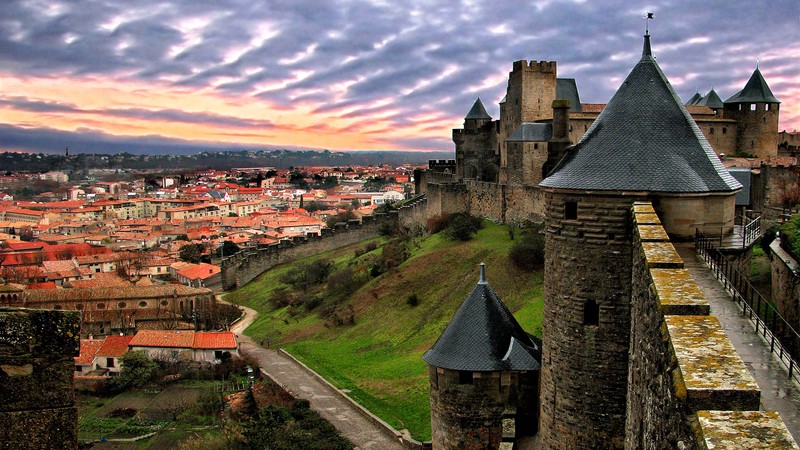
[0,1,798,154]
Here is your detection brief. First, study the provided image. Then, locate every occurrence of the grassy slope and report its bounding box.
[224,223,544,440]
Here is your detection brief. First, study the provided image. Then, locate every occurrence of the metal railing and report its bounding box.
[695,229,800,382]
[741,215,762,248]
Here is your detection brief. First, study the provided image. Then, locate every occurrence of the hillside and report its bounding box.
[223,222,544,440]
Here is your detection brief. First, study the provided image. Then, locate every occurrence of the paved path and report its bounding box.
[676,244,800,443]
[229,302,405,450]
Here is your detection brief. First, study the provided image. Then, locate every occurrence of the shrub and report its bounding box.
[780,214,800,260]
[425,214,450,234]
[381,239,408,270]
[444,213,483,241]
[509,228,545,271]
[406,293,419,307]
[365,242,378,252]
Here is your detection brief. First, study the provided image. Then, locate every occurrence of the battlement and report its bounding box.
[512,60,557,73]
[627,202,796,449]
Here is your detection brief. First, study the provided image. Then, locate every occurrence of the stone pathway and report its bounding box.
[676,243,800,443]
[229,303,405,450]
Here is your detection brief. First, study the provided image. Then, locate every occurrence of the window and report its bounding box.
[722,127,727,134]
[709,128,714,135]
[96,303,105,310]
[565,201,578,220]
[107,358,115,368]
[458,371,473,385]
[118,302,126,309]
[214,350,225,359]
[139,301,148,308]
[161,300,168,307]
[534,143,539,149]
[750,104,756,111]
[583,299,599,326]
[75,365,82,372]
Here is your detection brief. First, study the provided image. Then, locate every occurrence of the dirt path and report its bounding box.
[227,301,405,450]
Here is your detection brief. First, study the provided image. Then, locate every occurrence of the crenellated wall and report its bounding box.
[625,202,796,449]
[220,214,391,290]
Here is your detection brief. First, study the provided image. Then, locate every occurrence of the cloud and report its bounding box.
[0,0,797,152]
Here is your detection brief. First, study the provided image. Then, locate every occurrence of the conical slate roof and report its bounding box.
[685,91,703,106]
[422,264,540,372]
[724,68,780,104]
[697,88,724,109]
[465,98,492,120]
[539,35,741,193]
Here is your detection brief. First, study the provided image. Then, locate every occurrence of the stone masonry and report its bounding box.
[0,307,80,450]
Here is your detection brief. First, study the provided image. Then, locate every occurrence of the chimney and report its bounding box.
[543,100,573,179]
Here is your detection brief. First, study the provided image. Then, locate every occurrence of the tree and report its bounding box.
[216,240,241,257]
[106,351,156,393]
[179,243,206,263]
[445,213,483,241]
[509,228,546,271]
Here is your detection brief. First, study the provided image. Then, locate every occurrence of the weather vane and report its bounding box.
[644,12,655,35]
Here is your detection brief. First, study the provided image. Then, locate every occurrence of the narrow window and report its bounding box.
[565,201,578,220]
[750,104,757,111]
[710,128,714,135]
[722,127,727,134]
[583,299,599,326]
[107,358,115,368]
[459,371,474,385]
[534,143,539,150]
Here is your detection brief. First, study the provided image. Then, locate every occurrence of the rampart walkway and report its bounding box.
[229,303,405,450]
[676,243,800,442]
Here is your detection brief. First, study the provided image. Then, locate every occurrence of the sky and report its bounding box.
[0,0,798,155]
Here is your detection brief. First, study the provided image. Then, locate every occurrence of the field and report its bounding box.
[224,222,545,440]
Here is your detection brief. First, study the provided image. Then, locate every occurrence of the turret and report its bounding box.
[723,67,780,159]
[423,264,540,449]
[464,98,492,130]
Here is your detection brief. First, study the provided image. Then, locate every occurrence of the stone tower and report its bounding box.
[723,67,781,159]
[454,98,499,181]
[423,264,540,449]
[536,33,740,449]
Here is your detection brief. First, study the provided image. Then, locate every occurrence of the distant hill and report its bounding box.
[224,222,544,440]
[0,148,453,173]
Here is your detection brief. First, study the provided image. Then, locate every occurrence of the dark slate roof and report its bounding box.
[422,264,540,372]
[724,68,780,104]
[727,168,751,206]
[556,78,582,112]
[697,89,723,109]
[507,123,552,142]
[685,91,703,106]
[539,35,742,194]
[465,98,492,120]
[499,95,507,104]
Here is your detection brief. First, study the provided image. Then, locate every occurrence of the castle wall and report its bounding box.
[724,103,780,159]
[0,308,80,449]
[539,191,636,449]
[428,366,537,449]
[770,238,800,332]
[752,163,800,225]
[695,120,738,155]
[654,193,736,239]
[624,202,795,449]
[220,215,389,290]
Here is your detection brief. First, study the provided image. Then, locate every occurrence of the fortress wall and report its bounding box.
[398,195,429,235]
[0,308,80,449]
[504,184,544,224]
[220,215,388,290]
[625,202,796,449]
[770,238,800,334]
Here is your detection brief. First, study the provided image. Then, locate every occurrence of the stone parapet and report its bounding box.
[625,201,796,449]
[0,308,80,450]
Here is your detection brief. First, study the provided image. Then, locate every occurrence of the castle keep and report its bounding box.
[422,33,797,449]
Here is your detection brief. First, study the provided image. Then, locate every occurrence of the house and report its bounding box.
[93,335,134,375]
[74,338,104,375]
[128,330,239,365]
[176,262,221,290]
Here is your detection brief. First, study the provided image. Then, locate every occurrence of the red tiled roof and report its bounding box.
[96,335,134,357]
[177,263,220,280]
[27,281,58,290]
[193,332,237,349]
[75,339,105,365]
[130,330,195,348]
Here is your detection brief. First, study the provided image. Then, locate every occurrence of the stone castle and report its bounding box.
[420,33,799,449]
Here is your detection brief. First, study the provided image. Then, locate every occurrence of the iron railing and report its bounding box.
[695,229,800,382]
[741,215,762,248]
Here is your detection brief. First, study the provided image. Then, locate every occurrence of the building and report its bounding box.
[128,330,239,364]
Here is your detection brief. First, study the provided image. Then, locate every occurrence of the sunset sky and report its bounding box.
[0,0,798,154]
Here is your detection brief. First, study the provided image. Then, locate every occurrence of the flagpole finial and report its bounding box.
[644,12,655,36]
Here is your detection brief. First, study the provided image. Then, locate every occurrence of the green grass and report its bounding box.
[226,223,544,440]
